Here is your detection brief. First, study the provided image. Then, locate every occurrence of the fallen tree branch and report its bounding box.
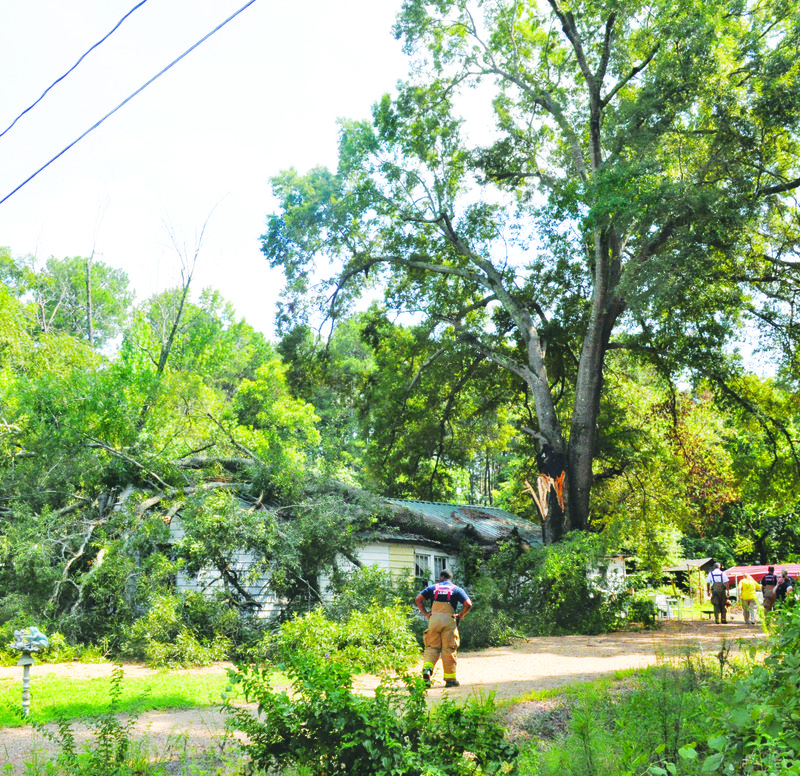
[136,482,240,515]
[84,436,171,490]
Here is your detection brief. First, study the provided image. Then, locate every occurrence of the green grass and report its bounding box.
[0,668,237,728]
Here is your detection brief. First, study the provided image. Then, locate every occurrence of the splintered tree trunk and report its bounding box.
[529,304,608,542]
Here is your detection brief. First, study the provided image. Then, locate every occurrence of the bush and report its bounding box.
[627,592,657,628]
[324,565,419,622]
[469,532,631,638]
[224,650,518,775]
[121,592,233,668]
[273,603,420,673]
[141,629,231,669]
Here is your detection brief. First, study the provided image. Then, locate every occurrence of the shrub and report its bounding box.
[274,603,419,673]
[627,592,657,628]
[324,564,418,622]
[224,650,518,775]
[121,592,233,668]
[142,629,231,669]
[471,532,631,637]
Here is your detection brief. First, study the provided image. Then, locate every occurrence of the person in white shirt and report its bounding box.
[706,563,730,624]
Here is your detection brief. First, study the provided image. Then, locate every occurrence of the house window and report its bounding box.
[415,552,451,585]
[415,553,431,583]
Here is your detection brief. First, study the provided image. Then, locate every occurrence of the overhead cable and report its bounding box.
[0,0,151,140]
[0,0,258,207]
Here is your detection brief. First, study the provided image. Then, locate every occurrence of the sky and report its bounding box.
[0,0,408,338]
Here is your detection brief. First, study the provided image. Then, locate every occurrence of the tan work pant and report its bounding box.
[422,602,460,681]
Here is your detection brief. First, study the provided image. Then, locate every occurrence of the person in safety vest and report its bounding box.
[706,563,730,624]
[415,569,472,688]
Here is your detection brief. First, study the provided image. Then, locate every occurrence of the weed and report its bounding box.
[23,666,138,775]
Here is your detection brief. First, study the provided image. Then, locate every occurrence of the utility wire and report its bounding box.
[0,0,150,140]
[0,0,258,207]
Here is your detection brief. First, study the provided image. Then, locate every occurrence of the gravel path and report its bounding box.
[0,620,763,772]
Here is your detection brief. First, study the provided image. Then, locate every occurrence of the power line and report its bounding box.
[0,0,259,208]
[0,0,151,140]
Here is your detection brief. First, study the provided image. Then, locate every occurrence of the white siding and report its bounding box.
[170,514,459,617]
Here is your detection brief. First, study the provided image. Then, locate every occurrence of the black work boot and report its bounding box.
[444,679,460,687]
[422,669,432,687]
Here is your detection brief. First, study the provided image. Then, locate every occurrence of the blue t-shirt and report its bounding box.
[420,581,470,609]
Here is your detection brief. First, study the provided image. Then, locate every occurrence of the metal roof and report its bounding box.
[384,499,543,546]
[662,558,714,573]
[724,564,800,582]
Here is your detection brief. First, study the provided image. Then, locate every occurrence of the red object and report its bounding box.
[723,564,800,583]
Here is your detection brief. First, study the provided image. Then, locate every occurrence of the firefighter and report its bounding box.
[415,569,472,688]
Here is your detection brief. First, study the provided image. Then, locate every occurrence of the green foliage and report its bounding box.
[324,564,420,621]
[121,592,232,668]
[225,650,518,775]
[277,319,374,484]
[528,601,800,776]
[0,252,134,347]
[233,358,321,497]
[591,367,738,573]
[533,661,712,776]
[272,604,420,674]
[455,576,518,650]
[353,309,522,502]
[467,533,631,638]
[626,593,658,629]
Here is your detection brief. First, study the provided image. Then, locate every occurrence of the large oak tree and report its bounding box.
[263,0,800,542]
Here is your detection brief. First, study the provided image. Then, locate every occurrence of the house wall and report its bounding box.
[175,551,284,618]
[389,544,415,579]
[352,542,458,585]
[171,514,458,617]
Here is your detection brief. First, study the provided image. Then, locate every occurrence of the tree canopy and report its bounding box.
[263,0,800,541]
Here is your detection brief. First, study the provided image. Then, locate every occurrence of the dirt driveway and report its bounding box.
[0,620,762,771]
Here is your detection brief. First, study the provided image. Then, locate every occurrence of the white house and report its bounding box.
[172,498,543,616]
